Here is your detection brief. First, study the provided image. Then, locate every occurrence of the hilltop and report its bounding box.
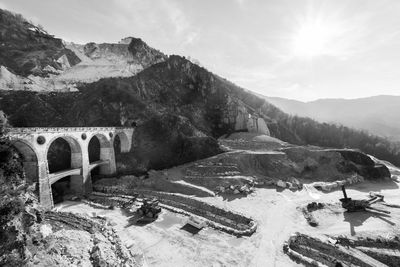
[0,9,166,92]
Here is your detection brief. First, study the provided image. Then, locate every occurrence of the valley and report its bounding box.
[1,6,400,267]
[264,95,400,142]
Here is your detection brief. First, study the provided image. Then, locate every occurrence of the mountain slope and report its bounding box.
[59,37,166,84]
[0,8,80,77]
[2,55,400,168]
[265,95,400,141]
[1,8,400,169]
[0,9,166,92]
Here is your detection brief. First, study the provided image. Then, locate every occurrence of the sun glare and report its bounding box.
[292,19,340,59]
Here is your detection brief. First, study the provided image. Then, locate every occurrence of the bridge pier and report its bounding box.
[23,162,38,184]
[81,146,92,195]
[38,160,53,210]
[99,146,117,175]
[70,175,84,196]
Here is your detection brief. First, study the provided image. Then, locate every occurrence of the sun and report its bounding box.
[292,18,340,59]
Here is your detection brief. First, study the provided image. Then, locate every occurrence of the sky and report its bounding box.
[1,0,400,101]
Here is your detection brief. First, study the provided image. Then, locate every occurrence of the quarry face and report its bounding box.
[1,5,400,267]
[51,135,400,267]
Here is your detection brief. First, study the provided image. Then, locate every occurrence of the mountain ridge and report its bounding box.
[1,8,400,170]
[0,9,166,92]
[263,95,400,141]
[268,94,400,103]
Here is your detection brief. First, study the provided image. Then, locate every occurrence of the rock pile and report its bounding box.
[215,183,254,195]
[275,177,303,191]
[41,212,138,266]
[312,174,365,192]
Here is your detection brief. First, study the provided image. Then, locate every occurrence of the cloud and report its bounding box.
[112,0,191,35]
[160,0,189,35]
[181,31,199,47]
[108,0,198,51]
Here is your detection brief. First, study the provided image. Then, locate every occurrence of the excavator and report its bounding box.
[137,197,162,219]
[340,185,389,214]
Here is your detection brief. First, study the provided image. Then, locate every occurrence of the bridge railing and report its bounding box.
[7,127,134,134]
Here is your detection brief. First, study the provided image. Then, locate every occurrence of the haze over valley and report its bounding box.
[265,95,400,142]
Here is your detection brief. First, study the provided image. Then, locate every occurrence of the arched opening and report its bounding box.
[47,136,83,204]
[114,132,130,153]
[113,134,121,155]
[47,138,71,173]
[88,135,101,182]
[113,132,131,174]
[88,136,101,163]
[11,140,39,192]
[88,134,113,183]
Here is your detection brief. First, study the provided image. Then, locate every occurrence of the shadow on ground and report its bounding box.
[180,224,202,235]
[220,193,249,202]
[343,210,395,236]
[126,214,156,227]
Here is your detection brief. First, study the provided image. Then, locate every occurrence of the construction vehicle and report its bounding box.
[340,185,389,214]
[137,198,162,219]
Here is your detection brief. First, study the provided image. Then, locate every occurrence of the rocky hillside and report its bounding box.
[2,54,400,169]
[60,37,166,85]
[1,8,400,171]
[0,9,80,77]
[0,9,166,92]
[0,55,270,172]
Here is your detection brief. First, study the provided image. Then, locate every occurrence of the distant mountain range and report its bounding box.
[263,95,400,141]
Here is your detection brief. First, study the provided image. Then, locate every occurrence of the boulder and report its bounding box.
[39,224,53,238]
[276,180,287,188]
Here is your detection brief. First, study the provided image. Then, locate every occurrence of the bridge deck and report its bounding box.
[49,168,81,184]
[89,160,109,171]
[7,127,133,134]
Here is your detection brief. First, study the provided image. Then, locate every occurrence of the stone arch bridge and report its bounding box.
[7,127,134,210]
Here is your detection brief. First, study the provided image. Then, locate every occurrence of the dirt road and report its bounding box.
[58,180,400,266]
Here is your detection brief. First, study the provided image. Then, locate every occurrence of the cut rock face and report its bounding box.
[62,38,167,85]
[0,36,167,92]
[0,8,167,92]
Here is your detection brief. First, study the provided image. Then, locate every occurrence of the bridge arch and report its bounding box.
[46,135,83,170]
[88,133,114,179]
[46,135,83,204]
[114,131,130,153]
[11,139,39,186]
[92,133,111,145]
